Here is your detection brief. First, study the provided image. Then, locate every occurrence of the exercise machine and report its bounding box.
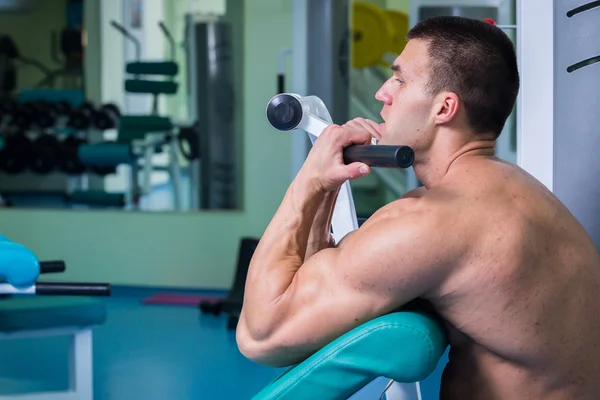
[0,237,110,297]
[0,234,110,400]
[200,94,415,330]
[266,92,413,242]
[246,93,447,400]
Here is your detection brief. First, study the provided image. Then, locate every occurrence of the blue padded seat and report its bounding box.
[252,310,448,400]
[0,296,107,332]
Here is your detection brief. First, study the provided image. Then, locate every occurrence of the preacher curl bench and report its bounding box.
[249,94,448,400]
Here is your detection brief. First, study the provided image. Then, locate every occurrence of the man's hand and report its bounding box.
[302,118,383,259]
[297,118,382,193]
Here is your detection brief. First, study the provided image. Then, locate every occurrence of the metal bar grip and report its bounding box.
[39,261,66,274]
[35,282,111,296]
[343,145,415,168]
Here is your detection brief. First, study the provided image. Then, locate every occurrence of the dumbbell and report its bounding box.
[67,102,97,130]
[0,132,32,174]
[51,101,72,117]
[0,98,18,123]
[31,102,54,128]
[11,103,36,130]
[32,101,69,129]
[29,134,61,174]
[94,103,121,130]
[89,165,117,176]
[59,135,87,175]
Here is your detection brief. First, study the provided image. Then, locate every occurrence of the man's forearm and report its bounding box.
[305,189,339,259]
[241,176,326,338]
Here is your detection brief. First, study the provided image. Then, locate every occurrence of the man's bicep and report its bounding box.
[333,221,442,308]
[272,217,445,348]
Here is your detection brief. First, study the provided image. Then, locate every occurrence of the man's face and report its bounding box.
[375,39,436,150]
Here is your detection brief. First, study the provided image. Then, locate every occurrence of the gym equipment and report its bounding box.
[0,234,109,400]
[0,132,31,174]
[177,124,200,161]
[67,102,96,130]
[111,20,179,115]
[185,16,240,210]
[78,143,134,166]
[117,115,173,141]
[201,92,416,327]
[248,94,443,400]
[352,2,395,69]
[59,135,87,175]
[0,35,18,97]
[31,101,60,128]
[266,92,414,242]
[385,9,410,55]
[351,3,410,69]
[253,311,446,400]
[29,134,61,174]
[529,0,600,249]
[0,236,110,296]
[94,103,121,130]
[199,237,259,329]
[67,190,126,208]
[126,61,179,76]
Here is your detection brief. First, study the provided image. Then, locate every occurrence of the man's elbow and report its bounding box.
[236,320,296,368]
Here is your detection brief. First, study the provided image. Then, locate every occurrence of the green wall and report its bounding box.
[0,0,293,290]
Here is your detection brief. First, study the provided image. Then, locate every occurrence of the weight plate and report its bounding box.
[0,133,31,174]
[59,136,87,175]
[384,9,409,56]
[29,135,60,174]
[352,2,394,68]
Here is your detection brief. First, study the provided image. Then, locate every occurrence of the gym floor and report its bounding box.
[0,286,447,399]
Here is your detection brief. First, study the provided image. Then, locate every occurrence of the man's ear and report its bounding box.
[433,92,460,125]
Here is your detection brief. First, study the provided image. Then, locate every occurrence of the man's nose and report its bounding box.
[375,82,392,104]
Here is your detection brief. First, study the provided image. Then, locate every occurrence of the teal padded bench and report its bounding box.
[0,296,107,400]
[0,296,106,332]
[0,235,110,400]
[258,93,448,400]
[252,310,448,400]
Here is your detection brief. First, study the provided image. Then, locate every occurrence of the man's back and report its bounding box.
[403,156,600,399]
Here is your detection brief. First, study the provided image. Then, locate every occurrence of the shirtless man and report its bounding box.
[236,16,600,399]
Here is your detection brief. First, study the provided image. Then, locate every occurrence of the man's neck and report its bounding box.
[414,129,496,188]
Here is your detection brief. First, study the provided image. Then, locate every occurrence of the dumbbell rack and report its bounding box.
[0,94,128,209]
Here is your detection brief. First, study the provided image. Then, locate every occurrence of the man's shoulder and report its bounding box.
[356,196,459,253]
[336,198,464,299]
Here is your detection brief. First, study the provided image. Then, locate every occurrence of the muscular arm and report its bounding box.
[237,178,456,367]
[305,189,338,259]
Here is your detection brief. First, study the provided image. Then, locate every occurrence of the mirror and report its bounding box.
[0,0,243,212]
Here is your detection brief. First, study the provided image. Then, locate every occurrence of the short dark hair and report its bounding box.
[406,16,519,138]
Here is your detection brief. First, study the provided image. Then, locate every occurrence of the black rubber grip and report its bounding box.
[343,145,414,168]
[35,282,111,296]
[39,261,66,274]
[277,74,285,94]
